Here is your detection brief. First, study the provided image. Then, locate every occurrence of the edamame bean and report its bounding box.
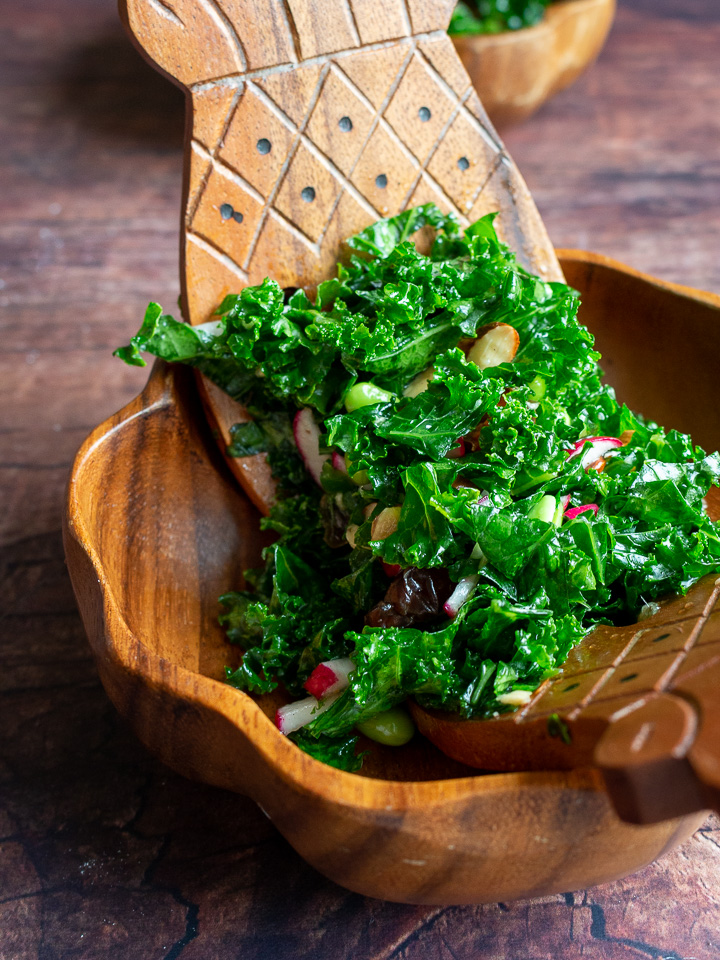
[345,382,394,413]
[357,707,415,746]
[527,375,546,403]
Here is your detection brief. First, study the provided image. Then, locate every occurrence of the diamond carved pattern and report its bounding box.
[383,53,457,163]
[351,124,418,216]
[427,110,499,213]
[190,163,263,265]
[305,68,375,176]
[274,140,343,243]
[121,0,561,313]
[219,85,296,199]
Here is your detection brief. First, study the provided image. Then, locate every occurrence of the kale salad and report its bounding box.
[117,205,720,771]
[449,0,552,35]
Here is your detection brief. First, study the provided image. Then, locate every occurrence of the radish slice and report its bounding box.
[445,437,466,459]
[566,436,623,470]
[304,657,356,699]
[444,575,480,618]
[331,451,347,473]
[382,561,402,578]
[565,503,599,520]
[293,408,329,485]
[275,692,341,735]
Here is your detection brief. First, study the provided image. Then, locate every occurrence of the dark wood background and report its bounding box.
[2,0,720,957]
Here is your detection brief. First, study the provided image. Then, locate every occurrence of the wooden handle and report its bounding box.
[594,595,720,824]
[413,560,720,825]
[120,0,562,324]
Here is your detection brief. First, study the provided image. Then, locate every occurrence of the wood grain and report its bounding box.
[4,0,720,954]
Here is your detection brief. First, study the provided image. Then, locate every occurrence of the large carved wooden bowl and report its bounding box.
[64,251,720,905]
[452,0,616,128]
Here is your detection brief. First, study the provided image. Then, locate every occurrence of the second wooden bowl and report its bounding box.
[64,251,719,905]
[452,0,616,128]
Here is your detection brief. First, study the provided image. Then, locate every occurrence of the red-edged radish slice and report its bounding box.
[331,451,347,473]
[382,561,402,578]
[445,438,466,459]
[564,503,599,520]
[404,366,434,398]
[304,658,355,699]
[444,575,480,618]
[566,436,623,470]
[275,692,341,735]
[466,323,519,371]
[293,408,329,485]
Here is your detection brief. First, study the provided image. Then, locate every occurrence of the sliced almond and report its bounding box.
[466,323,520,371]
[346,503,377,549]
[371,506,402,541]
[404,366,434,398]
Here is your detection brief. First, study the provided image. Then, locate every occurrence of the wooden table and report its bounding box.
[2,1,719,956]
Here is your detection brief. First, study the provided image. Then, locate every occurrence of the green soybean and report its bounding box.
[345,381,394,413]
[357,707,415,746]
[527,375,546,403]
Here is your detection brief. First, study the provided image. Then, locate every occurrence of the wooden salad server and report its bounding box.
[120,0,562,512]
[63,0,719,877]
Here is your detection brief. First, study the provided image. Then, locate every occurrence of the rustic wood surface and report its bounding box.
[2,0,720,956]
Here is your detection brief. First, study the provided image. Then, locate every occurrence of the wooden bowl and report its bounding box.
[64,250,719,905]
[452,0,616,128]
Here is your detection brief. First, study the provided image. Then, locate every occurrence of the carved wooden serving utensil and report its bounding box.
[121,0,561,512]
[63,0,720,902]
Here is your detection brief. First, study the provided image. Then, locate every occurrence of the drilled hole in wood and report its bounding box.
[256,138,271,155]
[375,174,388,189]
[620,673,639,683]
[338,116,353,132]
[562,682,580,693]
[220,203,234,221]
[652,633,671,643]
[232,211,244,224]
[457,156,470,171]
[418,106,431,122]
[301,186,316,203]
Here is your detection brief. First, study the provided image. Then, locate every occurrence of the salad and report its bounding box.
[116,205,720,772]
[449,0,552,35]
